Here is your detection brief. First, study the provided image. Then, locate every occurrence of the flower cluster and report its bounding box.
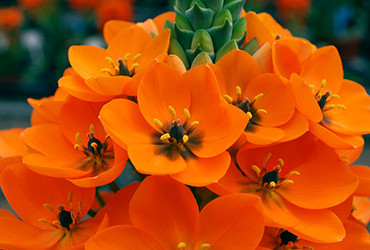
[0,1,370,249]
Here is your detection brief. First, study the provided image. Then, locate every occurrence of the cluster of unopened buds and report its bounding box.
[0,0,369,249]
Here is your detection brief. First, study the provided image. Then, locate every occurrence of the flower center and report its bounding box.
[153,106,202,161]
[312,79,346,113]
[74,124,114,176]
[279,230,297,247]
[101,53,141,77]
[223,85,267,127]
[38,192,81,232]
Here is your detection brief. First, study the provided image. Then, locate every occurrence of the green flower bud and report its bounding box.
[215,40,238,61]
[232,17,246,45]
[212,9,232,27]
[208,19,232,51]
[175,0,192,13]
[242,37,259,55]
[169,38,190,69]
[175,12,193,31]
[185,2,214,30]
[191,29,214,53]
[202,0,224,12]
[191,51,213,68]
[224,0,246,22]
[174,24,194,50]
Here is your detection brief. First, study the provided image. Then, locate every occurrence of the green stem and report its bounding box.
[108,181,120,193]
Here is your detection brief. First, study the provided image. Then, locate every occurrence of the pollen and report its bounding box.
[336,104,346,109]
[320,79,327,88]
[246,111,253,119]
[153,118,164,129]
[133,53,141,62]
[105,56,115,65]
[236,85,242,96]
[75,132,81,144]
[182,135,189,144]
[123,53,131,61]
[191,121,199,127]
[278,158,284,167]
[177,242,187,249]
[251,164,261,176]
[257,109,267,114]
[39,218,48,223]
[268,181,276,188]
[43,203,54,212]
[279,179,294,186]
[130,63,139,73]
[200,243,211,249]
[160,133,171,141]
[169,105,176,117]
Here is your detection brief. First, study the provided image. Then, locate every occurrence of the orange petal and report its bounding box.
[23,153,88,178]
[138,62,190,130]
[103,20,134,45]
[97,182,139,226]
[21,123,83,161]
[257,12,291,39]
[352,196,370,225]
[85,225,163,250]
[336,145,363,165]
[69,45,112,79]
[245,11,275,45]
[100,98,155,149]
[278,110,309,142]
[290,73,323,123]
[245,73,295,127]
[128,143,187,175]
[301,46,343,94]
[0,128,27,157]
[245,124,285,145]
[85,76,130,97]
[309,121,364,149]
[298,220,370,249]
[215,49,262,100]
[253,42,273,73]
[196,194,265,249]
[139,29,171,68]
[0,161,94,229]
[285,203,345,243]
[171,151,230,186]
[58,75,111,102]
[330,196,354,222]
[0,215,63,249]
[129,176,199,248]
[153,11,175,31]
[350,165,370,196]
[272,41,301,79]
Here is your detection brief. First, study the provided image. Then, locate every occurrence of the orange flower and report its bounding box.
[290,46,370,149]
[0,7,23,30]
[212,49,305,145]
[85,176,265,249]
[0,160,108,249]
[95,0,134,29]
[19,0,45,10]
[352,196,370,226]
[68,0,98,10]
[68,25,170,97]
[100,63,248,186]
[22,97,127,187]
[209,132,358,243]
[104,11,175,44]
[259,220,370,250]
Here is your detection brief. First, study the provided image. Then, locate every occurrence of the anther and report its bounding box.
[251,165,261,177]
[123,53,131,61]
[177,242,186,249]
[153,118,164,129]
[160,133,171,141]
[114,66,120,74]
[257,109,267,114]
[190,121,199,127]
[285,171,300,178]
[275,34,281,40]
[105,57,115,66]
[268,181,276,188]
[184,108,191,119]
[68,192,73,203]
[246,111,253,119]
[39,218,48,223]
[321,79,327,88]
[331,94,340,99]
[336,104,346,109]
[201,243,211,249]
[52,220,60,226]
[253,93,264,101]
[278,179,294,186]
[101,68,112,75]
[182,135,189,144]
[75,132,81,144]
[43,203,54,212]
[236,85,242,96]
[130,63,139,73]
[322,104,337,111]
[169,106,176,117]
[278,158,284,167]
[264,153,271,164]
[90,124,95,134]
[223,94,233,103]
[133,53,141,62]
[308,84,314,89]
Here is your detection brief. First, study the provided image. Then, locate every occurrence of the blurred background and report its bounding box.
[0,0,369,214]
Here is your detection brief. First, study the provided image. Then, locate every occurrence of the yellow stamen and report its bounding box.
[285,171,300,178]
[184,108,191,119]
[321,79,327,88]
[177,242,186,249]
[223,94,233,103]
[114,66,120,74]
[340,155,350,164]
[246,111,253,119]
[279,179,294,186]
[308,84,314,89]
[52,220,60,226]
[68,192,73,203]
[236,85,242,96]
[78,201,82,213]
[105,56,115,65]
[123,53,131,61]
[43,203,54,212]
[160,133,171,141]
[153,119,163,129]
[39,218,48,223]
[323,104,337,111]
[257,109,267,114]
[74,144,82,150]
[75,132,81,144]
[191,121,200,127]
[278,158,284,167]
[101,68,112,74]
[201,243,211,249]
[130,63,139,73]
[253,93,264,101]
[91,142,98,149]
[251,165,261,177]
[264,153,271,164]
[331,94,340,99]
[182,135,189,144]
[336,104,346,110]
[90,124,95,133]
[169,106,176,117]
[133,53,141,62]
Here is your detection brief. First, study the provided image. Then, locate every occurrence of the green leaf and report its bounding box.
[215,40,238,61]
[212,9,232,27]
[202,0,224,12]
[191,29,214,53]
[242,37,259,55]
[208,19,233,51]
[169,38,190,69]
[224,0,246,22]
[232,17,246,45]
[191,51,213,68]
[174,24,195,50]
[185,2,215,30]
[175,11,193,31]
